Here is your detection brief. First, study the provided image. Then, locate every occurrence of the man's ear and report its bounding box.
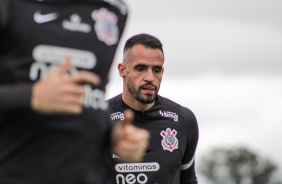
[118,63,126,77]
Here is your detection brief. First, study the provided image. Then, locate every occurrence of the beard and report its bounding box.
[127,81,158,104]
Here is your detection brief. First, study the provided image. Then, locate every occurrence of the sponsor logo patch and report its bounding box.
[62,14,91,33]
[115,162,160,173]
[110,112,124,121]
[34,11,58,24]
[115,162,160,184]
[160,128,178,152]
[159,110,178,122]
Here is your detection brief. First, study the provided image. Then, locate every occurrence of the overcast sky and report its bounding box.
[106,0,282,182]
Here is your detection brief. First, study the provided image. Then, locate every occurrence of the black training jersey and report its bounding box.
[0,0,127,183]
[108,94,199,184]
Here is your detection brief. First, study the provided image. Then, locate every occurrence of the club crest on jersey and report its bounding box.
[92,8,119,46]
[103,0,127,15]
[160,128,178,152]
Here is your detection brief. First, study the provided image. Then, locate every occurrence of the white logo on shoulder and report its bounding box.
[159,110,178,122]
[62,14,91,33]
[110,112,124,121]
[34,11,58,24]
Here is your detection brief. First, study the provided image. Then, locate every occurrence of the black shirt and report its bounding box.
[108,94,199,184]
[0,0,128,183]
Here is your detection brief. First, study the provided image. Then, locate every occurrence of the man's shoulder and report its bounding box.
[107,94,123,109]
[157,95,195,119]
[107,94,126,122]
[157,95,188,110]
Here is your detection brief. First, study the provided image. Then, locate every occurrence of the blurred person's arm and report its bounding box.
[0,60,100,114]
[0,84,33,112]
[0,0,32,112]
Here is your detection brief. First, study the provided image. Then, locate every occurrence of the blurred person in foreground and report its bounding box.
[108,33,199,184]
[0,0,149,183]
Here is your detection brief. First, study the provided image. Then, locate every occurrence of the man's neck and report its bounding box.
[121,93,155,111]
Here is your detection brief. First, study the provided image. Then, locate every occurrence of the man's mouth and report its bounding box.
[141,85,156,93]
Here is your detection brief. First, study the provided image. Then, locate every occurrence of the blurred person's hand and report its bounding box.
[112,109,150,162]
[31,57,100,114]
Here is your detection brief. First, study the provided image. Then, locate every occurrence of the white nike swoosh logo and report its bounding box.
[34,11,58,24]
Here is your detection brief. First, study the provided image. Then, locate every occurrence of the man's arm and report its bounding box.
[180,158,198,184]
[180,107,199,184]
[0,0,30,111]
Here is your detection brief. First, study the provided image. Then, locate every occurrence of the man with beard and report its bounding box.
[107,33,199,184]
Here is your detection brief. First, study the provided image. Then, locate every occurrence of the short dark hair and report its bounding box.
[123,33,163,54]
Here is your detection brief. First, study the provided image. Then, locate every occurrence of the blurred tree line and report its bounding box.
[199,147,282,184]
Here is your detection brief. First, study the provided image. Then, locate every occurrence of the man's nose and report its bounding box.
[144,70,155,81]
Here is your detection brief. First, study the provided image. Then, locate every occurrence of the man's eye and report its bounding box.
[153,68,162,73]
[136,67,145,72]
